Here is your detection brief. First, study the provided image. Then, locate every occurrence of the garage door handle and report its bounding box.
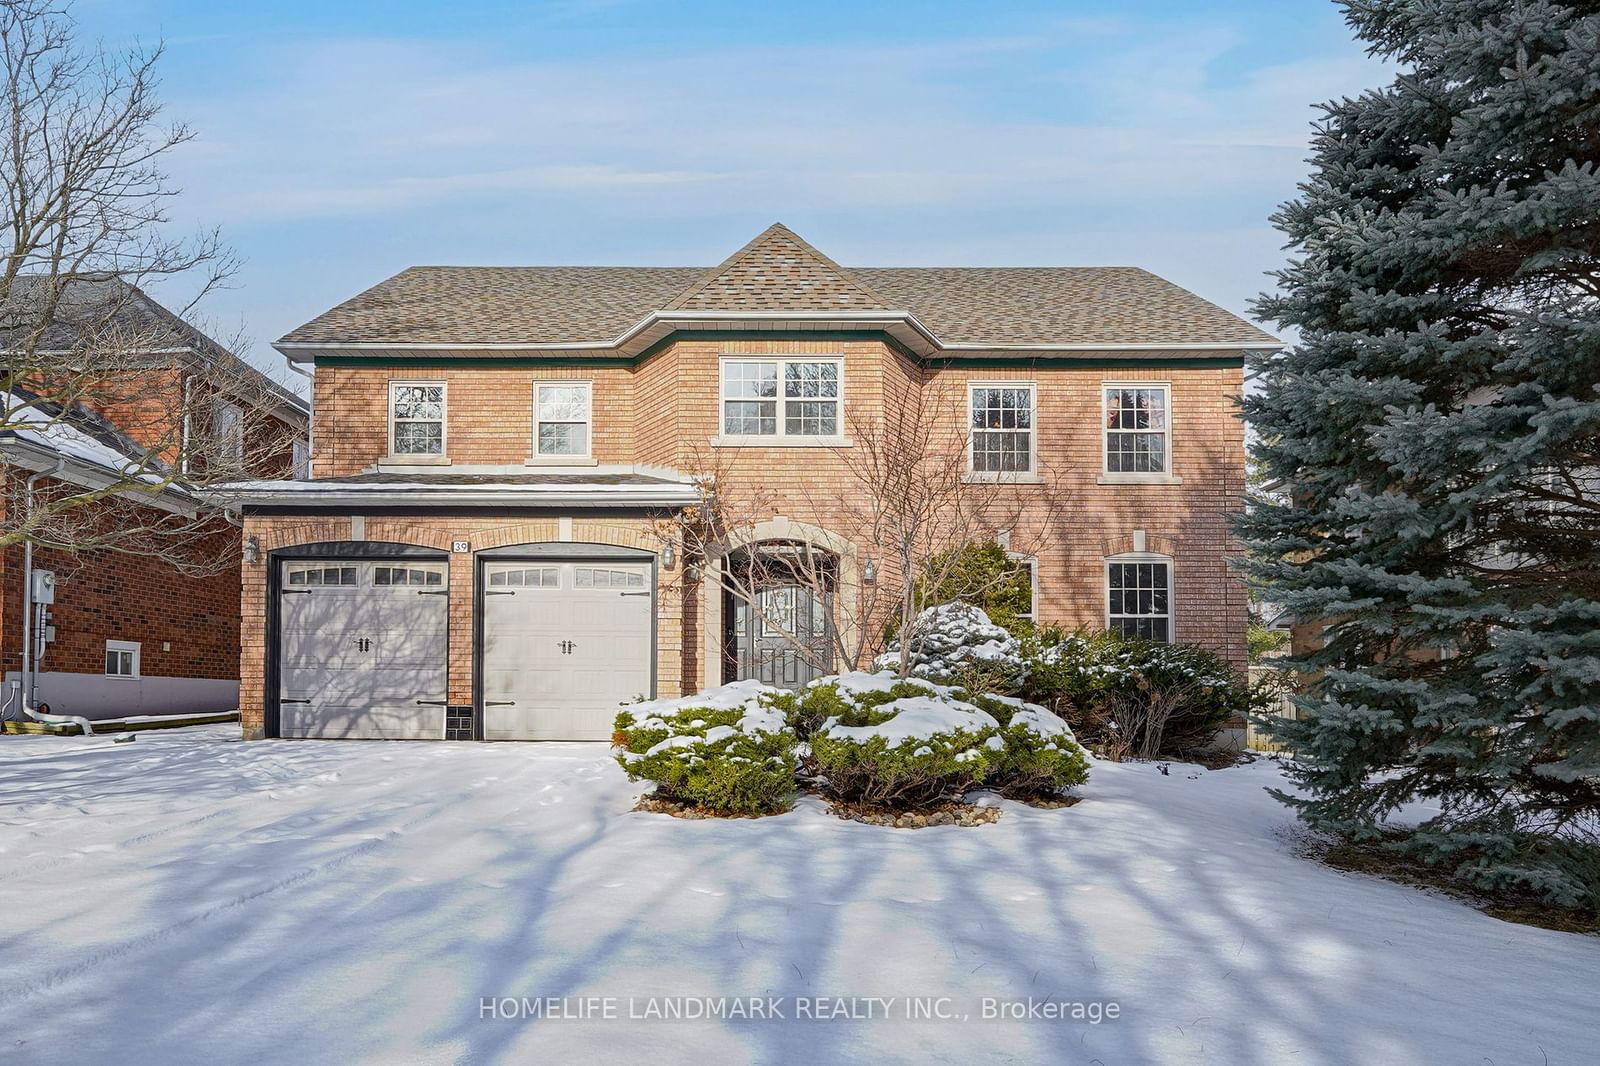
[485,590,515,596]
[619,591,650,597]
[280,698,311,704]
[417,590,448,596]
[282,589,311,595]
[415,700,447,706]
[485,700,516,706]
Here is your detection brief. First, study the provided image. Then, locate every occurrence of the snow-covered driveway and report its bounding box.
[0,727,1593,1065]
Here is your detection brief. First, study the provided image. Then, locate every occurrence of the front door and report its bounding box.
[480,561,654,740]
[730,584,833,689]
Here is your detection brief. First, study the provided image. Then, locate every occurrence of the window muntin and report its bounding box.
[1104,385,1169,474]
[1107,559,1172,642]
[105,640,140,679]
[287,565,357,586]
[535,382,591,457]
[970,384,1035,473]
[573,567,646,589]
[373,566,443,587]
[389,382,446,456]
[721,359,840,438]
[488,567,559,588]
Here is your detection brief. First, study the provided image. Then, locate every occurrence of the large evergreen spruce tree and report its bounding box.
[1241,0,1600,906]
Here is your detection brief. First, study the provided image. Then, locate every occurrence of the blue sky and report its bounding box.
[76,0,1386,383]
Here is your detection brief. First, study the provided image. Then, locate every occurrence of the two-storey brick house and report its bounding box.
[231,224,1277,741]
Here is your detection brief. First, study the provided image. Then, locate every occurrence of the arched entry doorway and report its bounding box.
[723,540,836,689]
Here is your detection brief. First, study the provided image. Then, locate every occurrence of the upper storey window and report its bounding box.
[721,359,841,439]
[389,381,446,457]
[969,383,1035,474]
[535,382,591,458]
[1104,384,1169,475]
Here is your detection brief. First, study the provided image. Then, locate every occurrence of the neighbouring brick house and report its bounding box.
[1,280,309,723]
[230,224,1276,741]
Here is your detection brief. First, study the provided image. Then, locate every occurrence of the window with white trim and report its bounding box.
[1103,384,1170,474]
[291,439,310,480]
[1010,555,1037,621]
[969,383,1035,474]
[1106,556,1173,641]
[389,381,446,456]
[105,640,140,679]
[534,382,591,457]
[720,358,840,438]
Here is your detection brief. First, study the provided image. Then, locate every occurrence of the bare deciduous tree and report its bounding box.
[663,377,1063,680]
[0,0,301,576]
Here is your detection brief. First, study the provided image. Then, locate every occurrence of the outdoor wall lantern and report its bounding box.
[243,535,260,565]
[661,540,676,570]
[863,554,877,585]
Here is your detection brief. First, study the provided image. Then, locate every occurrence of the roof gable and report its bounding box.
[664,223,891,312]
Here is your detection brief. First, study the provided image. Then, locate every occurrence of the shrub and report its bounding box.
[802,671,1004,808]
[1023,628,1247,760]
[613,680,799,815]
[874,602,1028,690]
[915,541,1036,633]
[968,692,1091,797]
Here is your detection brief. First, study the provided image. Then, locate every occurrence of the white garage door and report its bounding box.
[278,561,449,739]
[481,560,653,740]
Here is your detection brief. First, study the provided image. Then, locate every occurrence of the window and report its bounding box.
[1106,557,1173,641]
[720,359,840,439]
[534,382,591,458]
[389,381,446,456]
[759,585,828,638]
[215,401,244,462]
[969,384,1035,474]
[373,566,443,586]
[573,567,646,589]
[291,439,310,480]
[1010,555,1037,622]
[287,565,357,586]
[105,640,140,679]
[488,568,559,588]
[1104,385,1170,475]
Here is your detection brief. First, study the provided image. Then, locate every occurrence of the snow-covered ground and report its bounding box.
[1,727,1593,1065]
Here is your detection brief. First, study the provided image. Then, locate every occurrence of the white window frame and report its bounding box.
[1104,552,1175,642]
[967,381,1038,479]
[387,380,448,461]
[1100,382,1180,484]
[105,639,141,679]
[715,356,845,446]
[291,438,310,480]
[215,400,244,462]
[531,380,593,462]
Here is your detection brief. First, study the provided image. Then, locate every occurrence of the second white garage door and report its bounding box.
[481,560,653,740]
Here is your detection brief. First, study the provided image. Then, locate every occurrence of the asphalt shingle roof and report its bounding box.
[278,223,1276,350]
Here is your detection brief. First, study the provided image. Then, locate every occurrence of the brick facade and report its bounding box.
[240,335,1247,738]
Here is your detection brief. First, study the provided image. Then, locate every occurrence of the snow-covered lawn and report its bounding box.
[1,727,1593,1065]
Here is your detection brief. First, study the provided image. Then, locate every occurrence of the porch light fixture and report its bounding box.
[863,554,877,585]
[243,535,260,565]
[661,540,676,570]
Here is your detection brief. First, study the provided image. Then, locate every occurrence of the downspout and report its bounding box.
[19,458,94,736]
[286,361,313,478]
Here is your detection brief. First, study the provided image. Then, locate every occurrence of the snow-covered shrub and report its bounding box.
[967,692,1091,797]
[613,680,799,815]
[802,671,1004,808]
[874,603,1028,690]
[1023,628,1247,759]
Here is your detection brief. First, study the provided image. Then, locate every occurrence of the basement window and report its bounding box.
[105,640,141,679]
